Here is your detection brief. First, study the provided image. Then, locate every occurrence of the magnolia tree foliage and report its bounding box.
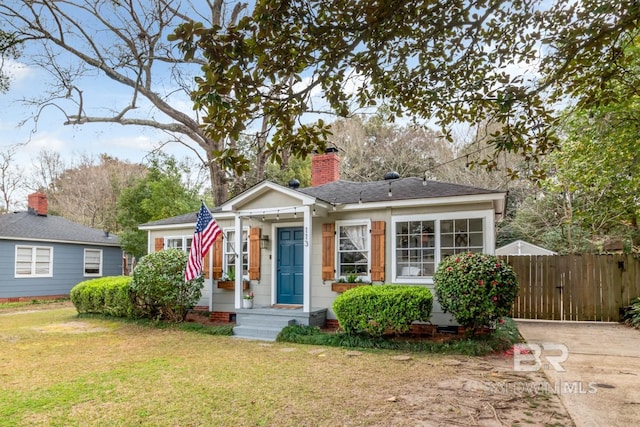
[4,0,640,193]
[171,0,640,180]
[434,253,519,331]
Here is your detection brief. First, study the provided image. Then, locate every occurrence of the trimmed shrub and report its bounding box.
[70,276,133,317]
[130,248,204,322]
[332,285,433,336]
[433,252,519,331]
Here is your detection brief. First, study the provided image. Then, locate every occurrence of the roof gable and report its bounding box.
[496,240,557,256]
[220,181,317,212]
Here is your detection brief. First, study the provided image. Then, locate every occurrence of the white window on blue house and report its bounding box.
[15,245,53,278]
[165,236,193,253]
[223,228,248,279]
[84,249,103,276]
[336,220,371,281]
[392,211,492,284]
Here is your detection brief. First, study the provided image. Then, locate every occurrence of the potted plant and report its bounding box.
[242,291,254,309]
[331,271,371,293]
[217,267,249,290]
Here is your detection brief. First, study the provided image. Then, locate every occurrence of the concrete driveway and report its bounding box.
[516,320,640,427]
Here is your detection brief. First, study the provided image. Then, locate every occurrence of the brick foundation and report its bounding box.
[325,319,340,329]
[0,294,68,304]
[210,311,236,323]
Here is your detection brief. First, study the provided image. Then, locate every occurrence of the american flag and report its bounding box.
[185,203,221,281]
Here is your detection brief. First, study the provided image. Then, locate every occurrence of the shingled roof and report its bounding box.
[296,177,502,204]
[0,211,120,246]
[138,211,200,228]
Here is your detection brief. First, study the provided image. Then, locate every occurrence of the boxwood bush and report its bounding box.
[130,248,204,322]
[70,276,133,317]
[433,252,519,331]
[332,285,433,336]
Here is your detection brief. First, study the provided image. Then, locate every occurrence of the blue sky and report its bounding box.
[1,56,194,168]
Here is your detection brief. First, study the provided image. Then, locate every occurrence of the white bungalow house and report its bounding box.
[139,148,506,340]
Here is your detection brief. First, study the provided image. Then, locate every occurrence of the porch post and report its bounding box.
[303,205,312,312]
[234,214,243,309]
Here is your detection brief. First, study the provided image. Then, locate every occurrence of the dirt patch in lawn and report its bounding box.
[33,321,111,334]
[184,311,574,426]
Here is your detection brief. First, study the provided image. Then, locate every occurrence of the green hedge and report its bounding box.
[70,276,134,317]
[434,252,519,331]
[130,249,204,322]
[332,285,433,336]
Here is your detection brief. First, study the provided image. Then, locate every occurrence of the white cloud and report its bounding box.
[2,59,35,85]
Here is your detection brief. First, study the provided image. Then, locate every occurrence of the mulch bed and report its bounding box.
[185,310,486,344]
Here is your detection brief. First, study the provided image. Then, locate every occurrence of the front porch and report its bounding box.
[233,306,328,341]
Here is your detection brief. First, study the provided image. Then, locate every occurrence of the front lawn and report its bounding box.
[0,302,573,426]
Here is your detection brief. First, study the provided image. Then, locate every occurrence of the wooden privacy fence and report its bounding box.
[499,254,640,322]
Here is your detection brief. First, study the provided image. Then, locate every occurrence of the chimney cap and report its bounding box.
[314,146,339,154]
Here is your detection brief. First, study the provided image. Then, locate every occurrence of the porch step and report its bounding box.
[233,307,328,342]
[232,325,289,341]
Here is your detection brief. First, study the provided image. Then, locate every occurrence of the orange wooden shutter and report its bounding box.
[249,227,261,280]
[203,252,211,279]
[370,221,385,282]
[322,223,335,280]
[212,234,223,279]
[154,237,164,252]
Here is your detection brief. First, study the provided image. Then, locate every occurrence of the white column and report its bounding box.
[208,251,214,312]
[234,214,243,309]
[303,205,312,312]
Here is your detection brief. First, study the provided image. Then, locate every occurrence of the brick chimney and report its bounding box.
[27,192,48,216]
[311,147,340,187]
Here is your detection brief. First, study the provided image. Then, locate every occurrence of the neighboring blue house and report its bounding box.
[0,193,123,302]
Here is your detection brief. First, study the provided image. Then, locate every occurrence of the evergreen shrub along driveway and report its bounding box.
[0,302,574,426]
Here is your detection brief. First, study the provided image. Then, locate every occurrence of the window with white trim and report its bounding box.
[15,245,53,278]
[440,218,484,257]
[165,236,193,253]
[396,220,436,277]
[336,220,370,280]
[224,228,248,279]
[84,249,103,276]
[393,213,488,283]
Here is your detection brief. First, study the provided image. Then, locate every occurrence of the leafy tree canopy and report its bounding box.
[505,38,640,253]
[171,0,640,180]
[117,153,202,259]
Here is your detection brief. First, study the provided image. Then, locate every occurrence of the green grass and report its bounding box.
[0,304,561,426]
[1,304,458,426]
[277,318,521,356]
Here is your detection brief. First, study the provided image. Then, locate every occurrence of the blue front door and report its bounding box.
[277,227,304,304]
